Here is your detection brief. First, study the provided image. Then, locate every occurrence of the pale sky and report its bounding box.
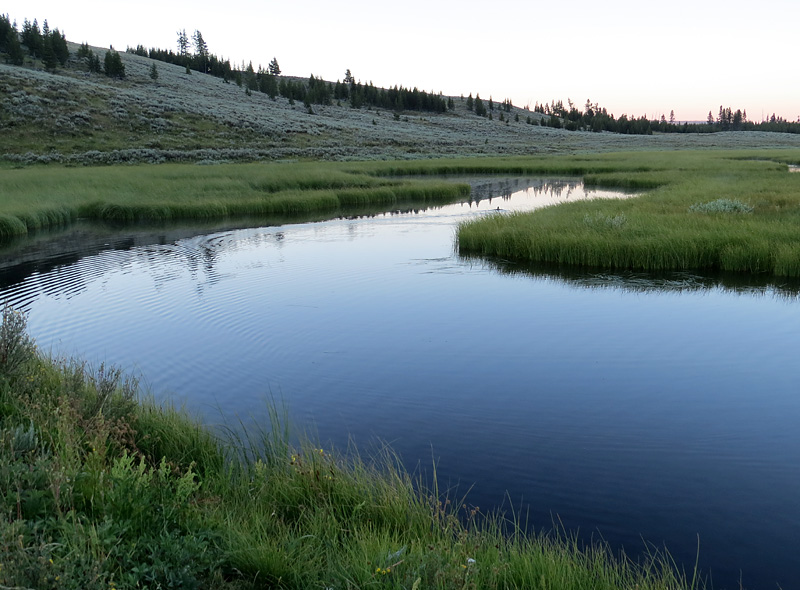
[6,0,799,122]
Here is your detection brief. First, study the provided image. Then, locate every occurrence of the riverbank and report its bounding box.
[0,307,701,589]
[5,149,800,278]
[457,149,800,276]
[0,161,469,241]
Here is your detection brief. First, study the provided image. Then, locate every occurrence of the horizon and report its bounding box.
[5,0,799,123]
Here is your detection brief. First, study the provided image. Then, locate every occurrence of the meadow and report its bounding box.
[4,149,800,277]
[456,149,800,276]
[0,307,702,589]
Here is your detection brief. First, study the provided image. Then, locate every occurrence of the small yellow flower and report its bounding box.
[49,558,54,565]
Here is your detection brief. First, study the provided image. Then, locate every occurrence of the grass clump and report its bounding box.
[0,307,703,589]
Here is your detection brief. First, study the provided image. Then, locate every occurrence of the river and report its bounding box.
[1,177,798,590]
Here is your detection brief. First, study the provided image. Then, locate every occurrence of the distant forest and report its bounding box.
[2,14,799,135]
[532,99,800,135]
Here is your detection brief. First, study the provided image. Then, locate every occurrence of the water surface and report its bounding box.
[1,177,798,590]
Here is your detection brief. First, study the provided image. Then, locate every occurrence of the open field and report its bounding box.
[0,308,703,589]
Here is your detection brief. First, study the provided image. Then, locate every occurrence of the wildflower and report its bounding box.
[467,558,476,565]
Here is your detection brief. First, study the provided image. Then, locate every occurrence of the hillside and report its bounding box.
[3,43,800,165]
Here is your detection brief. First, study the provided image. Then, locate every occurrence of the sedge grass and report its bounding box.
[458,149,800,277]
[0,161,469,240]
[0,308,705,590]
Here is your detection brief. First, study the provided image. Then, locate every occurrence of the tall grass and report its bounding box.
[0,308,703,589]
[458,149,800,276]
[0,161,469,240]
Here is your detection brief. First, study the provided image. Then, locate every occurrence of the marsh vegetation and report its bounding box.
[457,149,800,276]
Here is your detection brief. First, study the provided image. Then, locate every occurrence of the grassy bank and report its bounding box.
[457,149,800,276]
[6,149,800,276]
[0,308,702,589]
[0,161,470,241]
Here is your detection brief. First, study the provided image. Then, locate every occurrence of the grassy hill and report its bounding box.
[4,42,800,166]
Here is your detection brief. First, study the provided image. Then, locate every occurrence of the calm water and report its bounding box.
[2,178,799,590]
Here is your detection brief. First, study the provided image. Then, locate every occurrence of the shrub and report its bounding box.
[688,198,753,214]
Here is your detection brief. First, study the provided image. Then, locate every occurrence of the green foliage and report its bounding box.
[148,62,158,80]
[103,49,125,78]
[475,93,486,116]
[0,307,36,382]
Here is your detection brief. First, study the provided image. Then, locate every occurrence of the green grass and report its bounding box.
[0,307,703,590]
[5,149,800,276]
[457,149,800,277]
[0,161,470,240]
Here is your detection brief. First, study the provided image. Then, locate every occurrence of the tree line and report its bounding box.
[1,15,67,70]
[533,99,800,136]
[1,14,127,78]
[4,14,797,133]
[126,30,451,114]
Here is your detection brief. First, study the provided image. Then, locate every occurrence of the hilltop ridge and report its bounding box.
[3,42,800,165]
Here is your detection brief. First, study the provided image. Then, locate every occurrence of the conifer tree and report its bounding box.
[149,62,159,80]
[41,35,57,70]
[193,30,208,72]
[104,49,125,78]
[475,94,486,116]
[466,93,473,111]
[177,29,189,58]
[268,57,281,75]
[6,27,23,65]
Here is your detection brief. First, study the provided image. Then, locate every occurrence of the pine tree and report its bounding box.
[0,14,11,52]
[6,26,23,66]
[104,49,125,78]
[466,93,473,111]
[344,68,354,84]
[268,57,281,76]
[177,29,189,58]
[21,18,43,58]
[41,35,57,70]
[669,109,675,124]
[475,94,486,116]
[193,30,208,72]
[149,62,159,80]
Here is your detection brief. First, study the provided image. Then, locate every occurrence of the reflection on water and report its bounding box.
[468,256,800,298]
[0,178,798,590]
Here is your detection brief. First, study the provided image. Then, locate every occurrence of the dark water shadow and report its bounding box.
[464,255,800,298]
